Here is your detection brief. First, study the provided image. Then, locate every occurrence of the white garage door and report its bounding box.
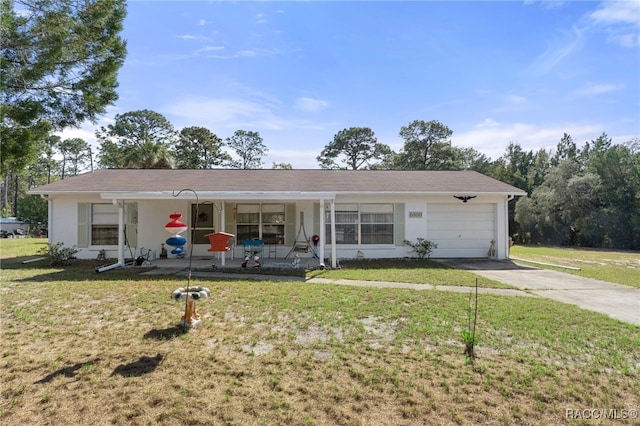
[427,203,496,258]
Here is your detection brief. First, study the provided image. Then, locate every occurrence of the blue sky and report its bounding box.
[61,0,640,169]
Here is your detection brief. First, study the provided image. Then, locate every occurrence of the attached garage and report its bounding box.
[427,203,496,258]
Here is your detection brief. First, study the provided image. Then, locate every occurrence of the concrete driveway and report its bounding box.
[436,259,640,326]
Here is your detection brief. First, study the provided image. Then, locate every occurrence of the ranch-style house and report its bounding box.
[28,169,526,268]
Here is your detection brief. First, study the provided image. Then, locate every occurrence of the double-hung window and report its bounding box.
[78,202,137,248]
[191,203,215,244]
[325,203,394,244]
[236,204,285,244]
[91,204,119,245]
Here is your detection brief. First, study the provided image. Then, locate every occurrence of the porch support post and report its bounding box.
[220,201,226,266]
[319,199,325,266]
[114,199,125,266]
[330,199,337,268]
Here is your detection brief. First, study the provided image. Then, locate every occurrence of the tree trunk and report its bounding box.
[13,173,19,217]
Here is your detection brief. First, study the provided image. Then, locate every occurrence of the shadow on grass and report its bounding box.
[34,358,101,384]
[143,325,188,341]
[111,354,163,377]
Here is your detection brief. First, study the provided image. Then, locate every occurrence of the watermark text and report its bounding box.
[566,408,638,420]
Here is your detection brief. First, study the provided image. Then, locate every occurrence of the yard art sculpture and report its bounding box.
[171,286,211,327]
[164,213,188,258]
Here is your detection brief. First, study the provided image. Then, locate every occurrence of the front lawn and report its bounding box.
[2,239,639,425]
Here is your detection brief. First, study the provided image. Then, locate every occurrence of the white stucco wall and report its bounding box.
[46,193,512,261]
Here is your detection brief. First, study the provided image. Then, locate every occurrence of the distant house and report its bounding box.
[28,169,526,267]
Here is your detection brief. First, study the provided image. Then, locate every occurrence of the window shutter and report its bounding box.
[394,203,405,246]
[224,203,235,234]
[284,203,296,246]
[125,203,138,247]
[312,202,320,236]
[77,203,89,248]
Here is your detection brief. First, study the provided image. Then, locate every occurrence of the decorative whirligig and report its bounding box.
[165,212,188,258]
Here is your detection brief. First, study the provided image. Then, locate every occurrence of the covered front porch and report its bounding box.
[104,190,341,270]
[131,252,324,273]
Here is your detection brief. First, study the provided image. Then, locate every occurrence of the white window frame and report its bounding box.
[236,203,286,244]
[326,203,394,245]
[91,203,119,246]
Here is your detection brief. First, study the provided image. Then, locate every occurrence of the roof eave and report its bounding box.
[98,191,338,201]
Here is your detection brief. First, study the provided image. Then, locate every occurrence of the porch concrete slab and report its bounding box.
[436,259,640,326]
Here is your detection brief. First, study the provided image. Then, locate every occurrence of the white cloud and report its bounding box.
[524,0,567,10]
[505,94,529,105]
[476,118,501,129]
[452,119,604,160]
[612,33,640,47]
[265,149,318,169]
[201,48,281,59]
[199,45,225,52]
[294,97,329,112]
[574,83,620,96]
[163,96,330,134]
[55,126,97,144]
[529,1,639,74]
[589,1,640,27]
[587,0,640,47]
[54,112,118,156]
[164,98,270,128]
[176,34,213,42]
[236,50,258,57]
[528,25,585,75]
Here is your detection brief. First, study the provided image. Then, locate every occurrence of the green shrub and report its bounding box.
[38,242,79,266]
[403,238,437,259]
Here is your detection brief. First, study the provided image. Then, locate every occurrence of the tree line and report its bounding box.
[2,0,638,249]
[4,107,639,250]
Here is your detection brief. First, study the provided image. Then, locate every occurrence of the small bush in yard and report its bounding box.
[38,242,79,266]
[403,238,437,259]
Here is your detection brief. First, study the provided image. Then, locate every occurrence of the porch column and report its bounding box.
[220,201,226,266]
[319,199,325,266]
[113,199,125,265]
[330,199,337,268]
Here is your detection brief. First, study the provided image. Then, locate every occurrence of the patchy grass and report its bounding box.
[1,240,639,425]
[510,245,640,288]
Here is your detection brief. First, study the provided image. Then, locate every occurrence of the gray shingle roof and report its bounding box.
[29,169,526,196]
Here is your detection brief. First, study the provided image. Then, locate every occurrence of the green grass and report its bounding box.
[0,237,49,260]
[308,258,515,289]
[1,239,639,425]
[510,245,640,288]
